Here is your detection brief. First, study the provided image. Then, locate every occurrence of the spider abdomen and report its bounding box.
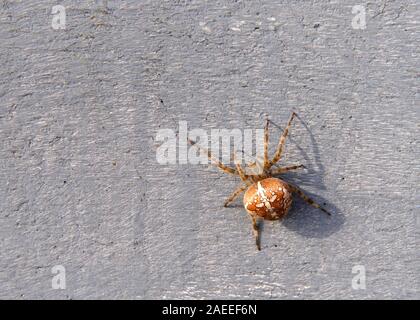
[243,177,292,220]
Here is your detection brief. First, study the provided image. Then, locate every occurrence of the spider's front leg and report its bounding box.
[268,111,297,169]
[224,159,253,207]
[188,138,237,175]
[263,118,269,169]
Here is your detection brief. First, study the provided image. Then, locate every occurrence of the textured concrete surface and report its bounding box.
[0,0,418,299]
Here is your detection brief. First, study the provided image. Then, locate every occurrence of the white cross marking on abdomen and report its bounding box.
[257,181,272,210]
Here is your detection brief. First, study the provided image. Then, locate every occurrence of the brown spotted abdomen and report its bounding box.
[243,177,292,220]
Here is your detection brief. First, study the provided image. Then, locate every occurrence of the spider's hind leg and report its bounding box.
[224,184,248,207]
[249,214,261,251]
[285,182,331,216]
[270,164,305,175]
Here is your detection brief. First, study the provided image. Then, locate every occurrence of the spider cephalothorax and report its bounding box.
[189,112,330,250]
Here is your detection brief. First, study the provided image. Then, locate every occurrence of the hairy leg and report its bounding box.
[285,182,331,215]
[224,184,248,207]
[268,112,297,168]
[249,214,261,250]
[264,118,269,169]
[188,138,237,175]
[233,152,251,184]
[270,164,305,175]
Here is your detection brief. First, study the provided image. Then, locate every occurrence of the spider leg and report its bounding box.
[224,184,248,207]
[270,164,305,175]
[233,154,247,182]
[188,138,237,175]
[285,182,331,216]
[233,153,254,184]
[249,213,261,251]
[268,111,297,169]
[264,118,269,169]
[224,156,259,207]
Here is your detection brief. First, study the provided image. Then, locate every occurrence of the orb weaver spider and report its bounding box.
[188,112,330,250]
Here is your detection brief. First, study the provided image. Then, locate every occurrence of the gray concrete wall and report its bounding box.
[0,0,418,299]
